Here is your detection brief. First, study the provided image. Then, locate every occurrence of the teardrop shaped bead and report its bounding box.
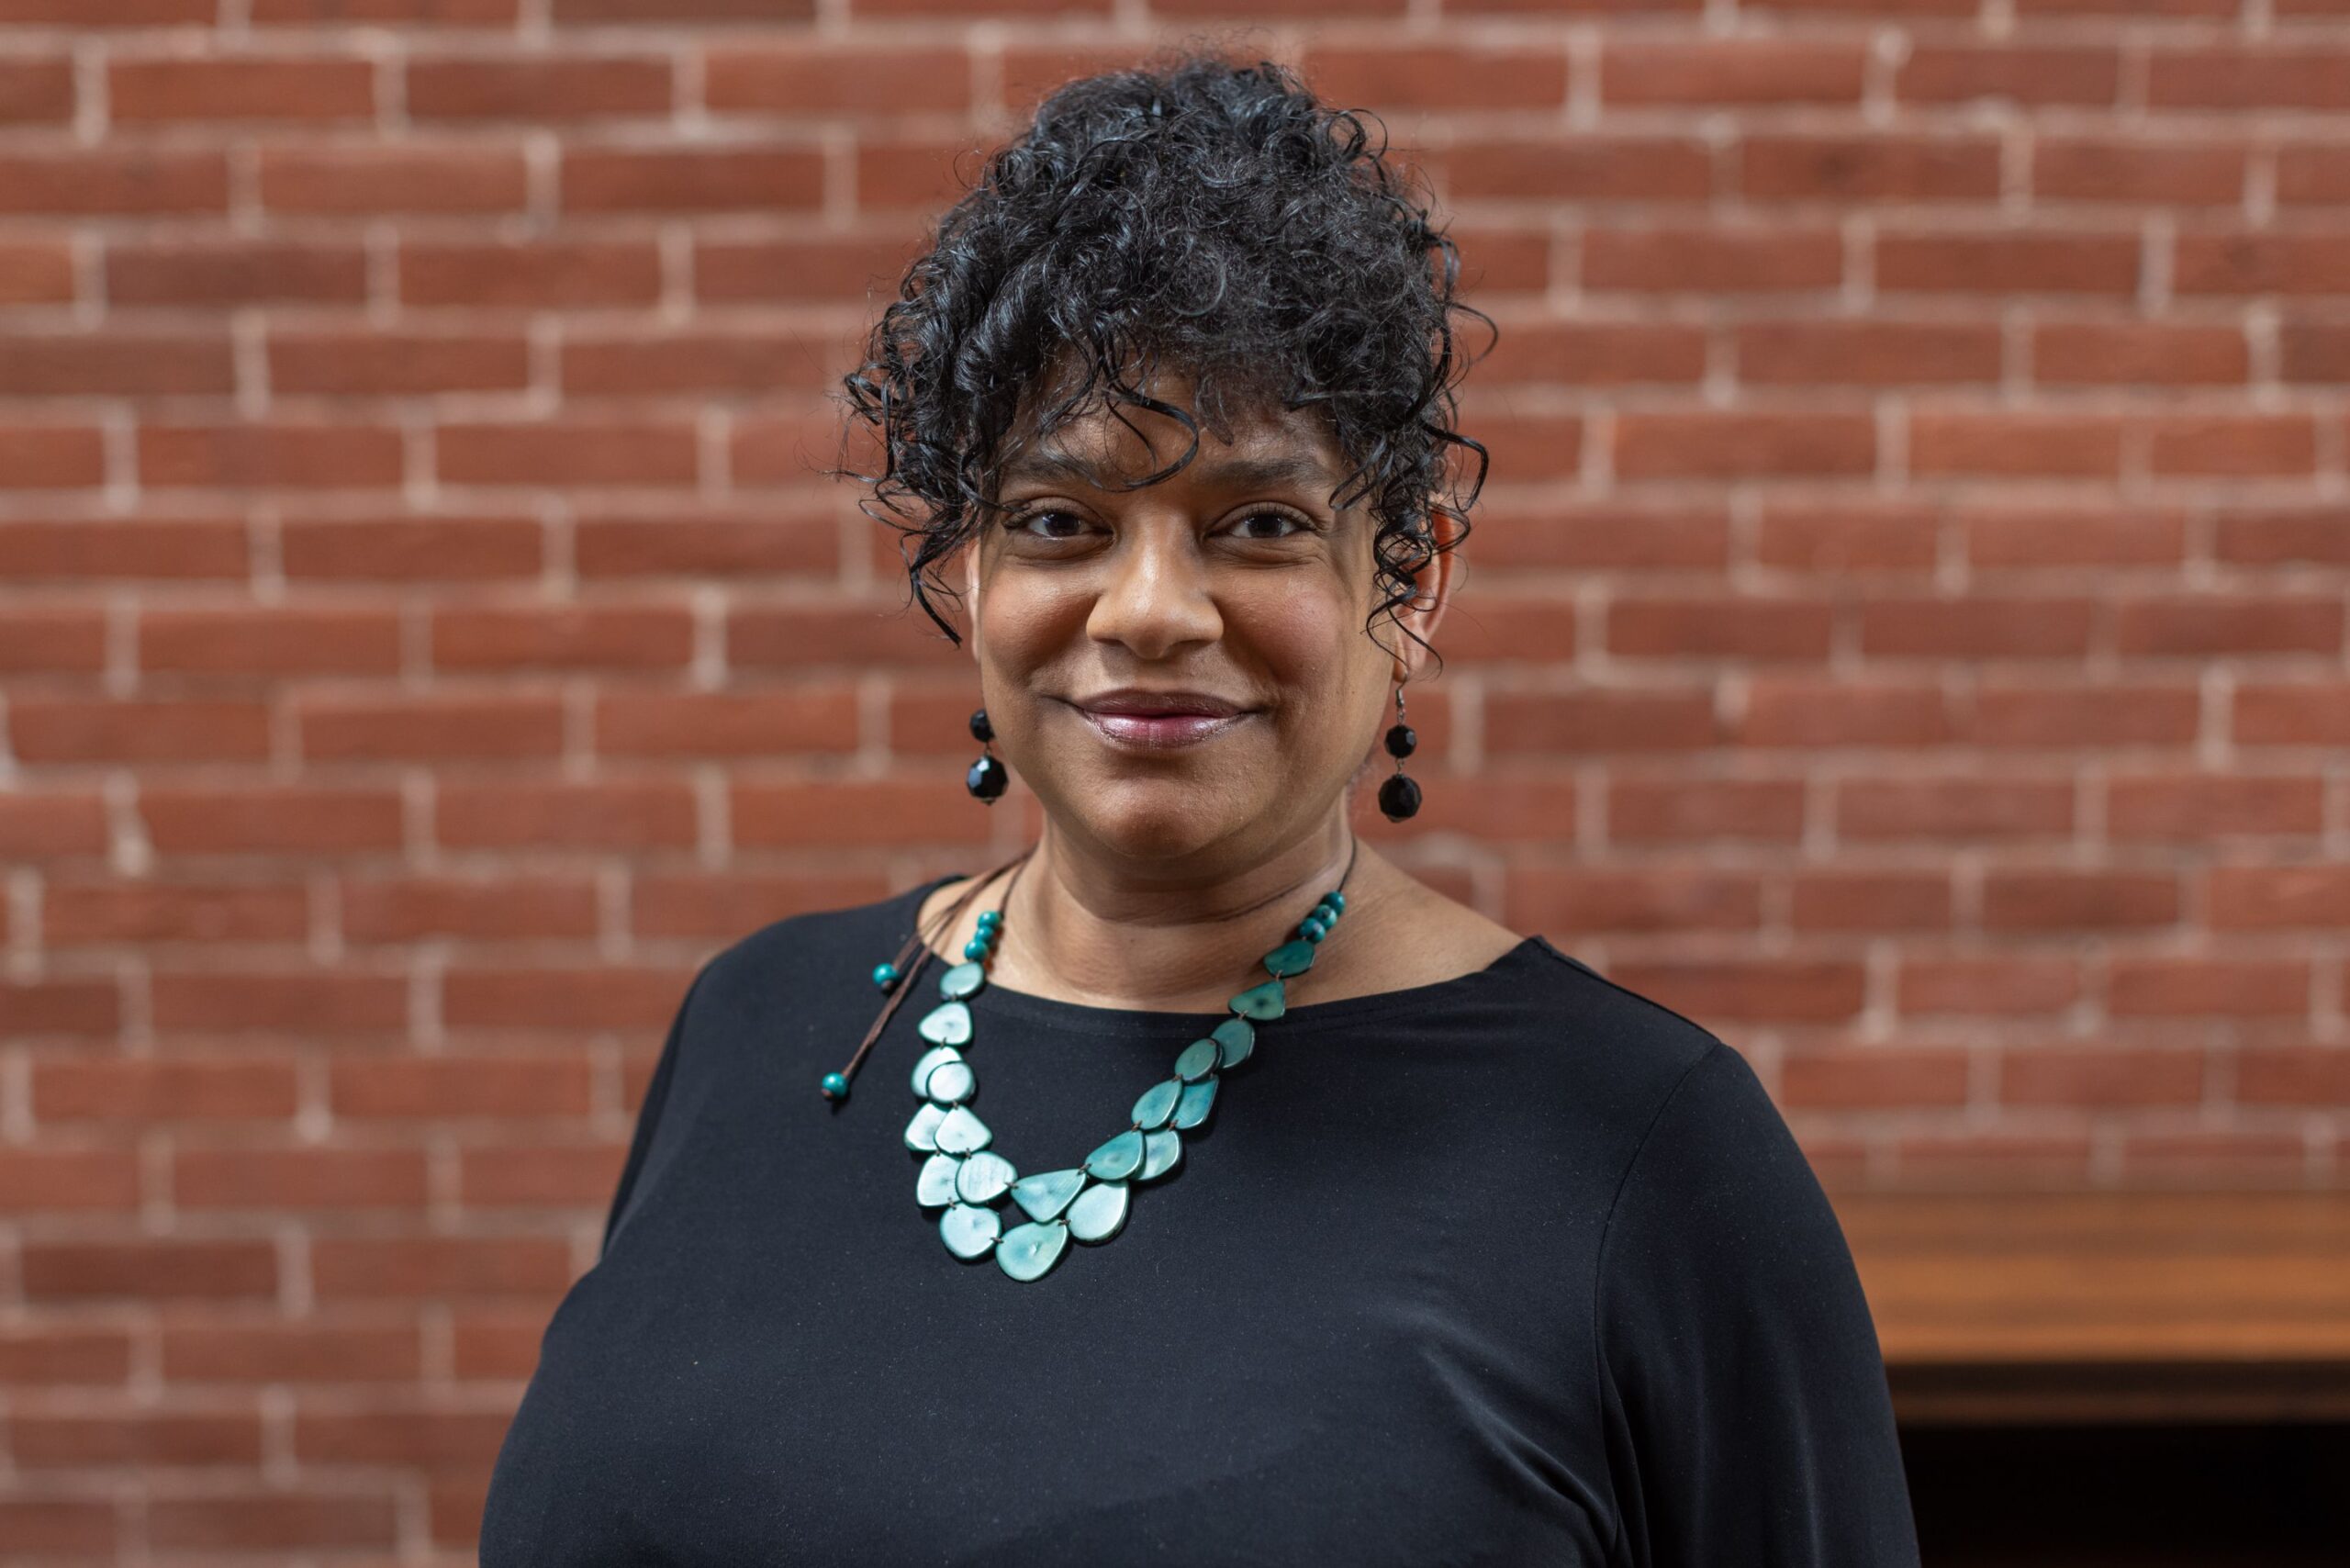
[904,1102,946,1152]
[996,1219,1069,1282]
[923,1059,976,1104]
[1132,1077,1181,1130]
[915,1152,961,1206]
[938,960,986,1001]
[1010,1168,1086,1222]
[1172,1077,1218,1130]
[1228,979,1286,1021]
[1261,939,1315,979]
[940,1203,1000,1260]
[1067,1181,1129,1244]
[1212,1016,1255,1069]
[1139,1129,1183,1181]
[954,1149,1017,1205]
[1083,1126,1144,1181]
[918,1001,972,1046]
[1173,1037,1219,1082]
[934,1104,991,1154]
[911,1045,962,1097]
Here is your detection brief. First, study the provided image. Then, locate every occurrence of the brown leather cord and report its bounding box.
[831,842,1039,1095]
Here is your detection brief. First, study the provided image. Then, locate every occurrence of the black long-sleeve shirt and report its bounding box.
[480,871,1920,1565]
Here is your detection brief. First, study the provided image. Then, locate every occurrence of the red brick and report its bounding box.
[138,606,402,676]
[179,1147,431,1211]
[438,420,699,487]
[1604,960,1868,1024]
[1472,320,1707,386]
[151,970,408,1034]
[0,1501,116,1559]
[435,779,699,850]
[140,422,405,489]
[0,55,73,123]
[2148,48,2350,110]
[1506,867,1762,934]
[1781,1047,1971,1109]
[9,698,272,765]
[149,1492,397,1551]
[1999,1047,2205,1107]
[32,1053,300,1128]
[1963,505,2186,568]
[0,332,233,397]
[140,786,406,856]
[855,135,992,211]
[573,510,841,576]
[1973,682,2200,747]
[41,879,309,945]
[695,233,926,303]
[23,1239,278,1301]
[269,329,532,396]
[595,687,859,757]
[330,1053,593,1117]
[282,516,543,581]
[562,147,822,212]
[162,1320,420,1384]
[1909,410,2123,478]
[0,150,227,216]
[2277,143,2350,207]
[1858,596,2095,659]
[0,425,106,488]
[1898,45,2120,106]
[1982,870,2180,930]
[0,1148,140,1213]
[554,0,815,16]
[341,875,603,940]
[252,0,516,17]
[400,238,662,307]
[2146,414,2316,477]
[0,0,212,18]
[2109,775,2324,841]
[108,239,366,307]
[1839,778,2076,841]
[1582,223,1841,293]
[2033,323,2247,386]
[1740,135,2000,202]
[706,44,975,114]
[732,778,1000,848]
[297,693,566,762]
[1877,229,2139,295]
[110,56,375,122]
[2235,681,2350,746]
[0,978,118,1035]
[1603,39,1866,105]
[1443,137,1712,202]
[1482,689,1717,755]
[1740,678,1954,746]
[431,602,694,670]
[0,238,73,303]
[2034,138,2247,207]
[261,145,528,214]
[562,330,842,397]
[1616,409,1874,479]
[2175,231,2350,297]
[1736,320,2002,386]
[407,54,673,120]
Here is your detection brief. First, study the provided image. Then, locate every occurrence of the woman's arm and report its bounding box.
[1595,1037,1921,1567]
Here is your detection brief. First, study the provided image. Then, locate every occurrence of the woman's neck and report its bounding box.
[927,819,1382,1014]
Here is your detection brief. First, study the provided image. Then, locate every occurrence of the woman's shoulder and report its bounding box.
[688,874,946,1007]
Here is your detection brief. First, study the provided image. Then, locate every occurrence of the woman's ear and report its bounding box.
[1390,508,1467,684]
[960,537,981,661]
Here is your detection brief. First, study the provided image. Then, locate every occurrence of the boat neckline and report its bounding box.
[893,871,1565,1038]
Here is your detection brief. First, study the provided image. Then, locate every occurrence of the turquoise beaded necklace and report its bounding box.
[827,839,1358,1283]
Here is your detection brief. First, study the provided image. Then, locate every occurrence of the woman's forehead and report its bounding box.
[997,391,1348,496]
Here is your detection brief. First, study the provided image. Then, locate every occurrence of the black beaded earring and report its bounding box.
[1378,683,1421,823]
[965,707,1008,803]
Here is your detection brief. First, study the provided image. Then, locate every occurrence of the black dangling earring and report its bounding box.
[965,706,1008,803]
[1377,683,1421,823]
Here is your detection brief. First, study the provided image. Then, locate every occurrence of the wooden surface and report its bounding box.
[1831,1190,2350,1424]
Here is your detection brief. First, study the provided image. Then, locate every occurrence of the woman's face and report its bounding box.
[958,370,1454,868]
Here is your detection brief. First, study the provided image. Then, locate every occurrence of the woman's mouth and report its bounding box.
[1076,709,1250,751]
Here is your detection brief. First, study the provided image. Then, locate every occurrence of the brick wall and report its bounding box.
[3,2,2346,1560]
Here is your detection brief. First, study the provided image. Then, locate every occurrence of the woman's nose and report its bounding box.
[1083,518,1224,661]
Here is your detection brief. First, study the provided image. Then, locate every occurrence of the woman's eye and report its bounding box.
[1008,510,1086,539]
[1230,510,1307,540]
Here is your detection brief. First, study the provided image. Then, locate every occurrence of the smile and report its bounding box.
[1076,708,1252,752]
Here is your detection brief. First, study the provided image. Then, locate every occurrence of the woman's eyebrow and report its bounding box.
[999,451,1338,493]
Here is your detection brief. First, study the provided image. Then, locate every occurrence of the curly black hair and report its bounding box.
[834,50,1493,676]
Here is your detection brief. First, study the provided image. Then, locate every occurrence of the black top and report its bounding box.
[480,873,1920,1566]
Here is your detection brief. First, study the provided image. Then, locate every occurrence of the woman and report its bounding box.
[480,55,1919,1566]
